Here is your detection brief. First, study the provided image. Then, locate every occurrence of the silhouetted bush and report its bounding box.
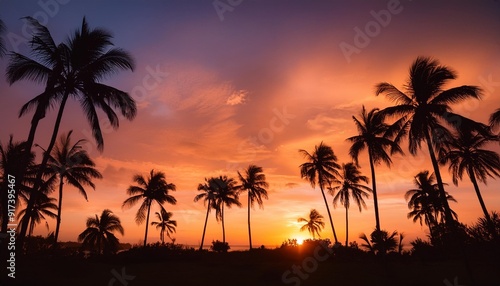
[210,240,230,252]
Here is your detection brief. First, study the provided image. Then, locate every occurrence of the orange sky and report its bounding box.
[0,0,499,248]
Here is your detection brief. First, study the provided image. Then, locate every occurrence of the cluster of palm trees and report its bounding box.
[0,17,136,250]
[298,57,500,247]
[195,165,269,250]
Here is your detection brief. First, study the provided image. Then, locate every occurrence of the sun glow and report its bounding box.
[296,238,304,245]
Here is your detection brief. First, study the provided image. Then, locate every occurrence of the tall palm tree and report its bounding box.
[43,130,102,246]
[405,171,457,238]
[298,209,325,239]
[212,176,241,244]
[0,19,6,57]
[151,209,177,244]
[78,209,124,255]
[194,177,219,251]
[7,17,136,243]
[299,142,340,243]
[237,165,269,250]
[17,192,57,237]
[347,106,402,232]
[375,56,482,226]
[439,129,500,235]
[122,170,176,247]
[329,163,372,246]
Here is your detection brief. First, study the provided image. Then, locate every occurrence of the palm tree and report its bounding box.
[405,171,457,238]
[237,165,269,250]
[151,209,177,244]
[298,209,325,239]
[0,19,6,57]
[194,177,219,251]
[299,142,341,244]
[360,229,398,255]
[439,129,500,236]
[17,192,57,237]
[44,131,102,246]
[7,17,136,243]
[122,170,176,247]
[375,56,482,226]
[0,136,35,232]
[329,163,372,246]
[212,176,241,244]
[78,209,124,255]
[489,108,500,131]
[347,106,402,232]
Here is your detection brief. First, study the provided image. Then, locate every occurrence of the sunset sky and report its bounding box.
[0,0,499,248]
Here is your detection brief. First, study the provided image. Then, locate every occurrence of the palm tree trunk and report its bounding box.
[222,204,226,244]
[345,206,349,247]
[319,185,338,244]
[468,168,495,236]
[424,130,454,226]
[144,202,151,247]
[53,176,64,247]
[368,149,381,232]
[18,93,70,247]
[199,204,210,251]
[248,194,252,250]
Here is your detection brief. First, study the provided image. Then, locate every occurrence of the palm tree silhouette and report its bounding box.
[78,209,124,255]
[298,209,325,239]
[439,128,499,236]
[347,106,402,232]
[212,176,241,244]
[151,209,177,244]
[299,142,340,243]
[18,192,57,237]
[405,171,457,239]
[237,165,269,250]
[123,170,176,247]
[44,131,102,246]
[360,229,398,255]
[7,17,136,243]
[489,108,500,131]
[0,136,35,232]
[329,163,372,246]
[375,56,482,226]
[194,177,219,251]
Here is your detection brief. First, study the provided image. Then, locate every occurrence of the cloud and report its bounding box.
[226,90,248,106]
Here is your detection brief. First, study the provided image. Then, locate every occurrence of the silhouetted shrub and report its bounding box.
[210,240,230,252]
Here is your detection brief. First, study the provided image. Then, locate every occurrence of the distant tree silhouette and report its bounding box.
[78,209,124,255]
[298,209,325,239]
[237,165,269,250]
[347,106,402,232]
[7,17,136,244]
[360,229,398,255]
[299,142,340,244]
[439,128,499,237]
[468,211,500,242]
[151,209,176,244]
[123,170,176,247]
[376,56,482,227]
[405,171,457,239]
[212,176,241,244]
[44,131,102,247]
[194,177,218,250]
[329,163,372,246]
